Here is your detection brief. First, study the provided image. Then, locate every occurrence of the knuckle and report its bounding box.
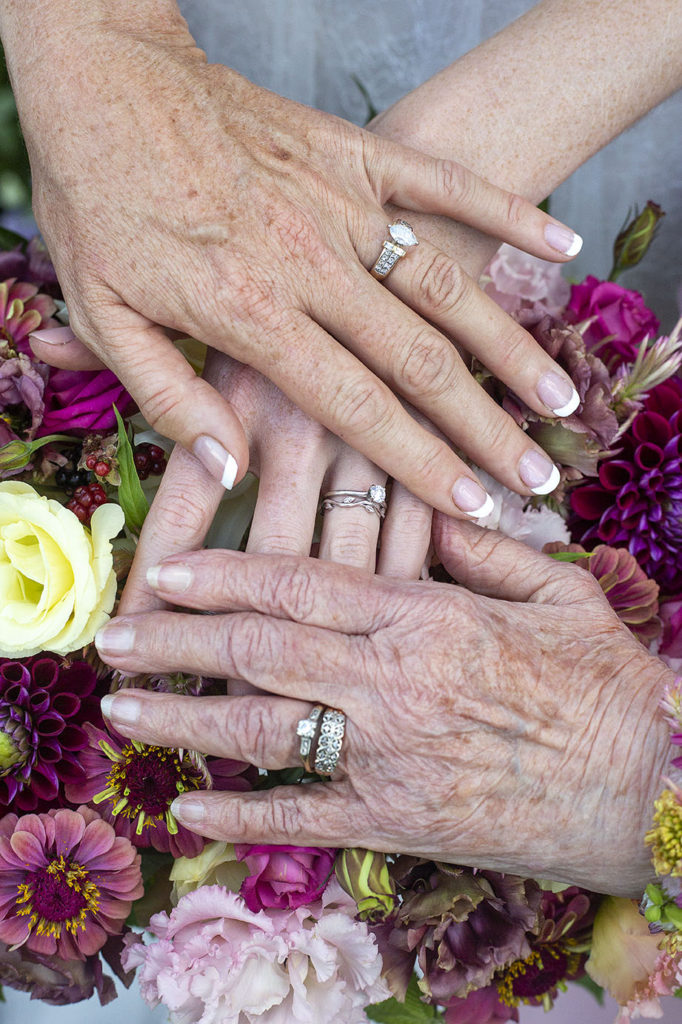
[505,191,526,227]
[266,794,301,837]
[264,563,317,621]
[477,410,514,461]
[416,251,467,317]
[271,205,326,263]
[398,328,456,396]
[495,325,532,375]
[413,438,452,491]
[150,487,209,543]
[139,383,183,432]
[328,375,389,437]
[224,613,280,680]
[436,158,473,205]
[324,524,376,569]
[219,261,274,326]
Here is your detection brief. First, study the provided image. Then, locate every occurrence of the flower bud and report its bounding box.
[335,848,397,921]
[0,437,31,473]
[610,201,665,280]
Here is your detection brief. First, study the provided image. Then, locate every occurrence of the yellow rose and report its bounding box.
[0,481,124,657]
[170,841,249,903]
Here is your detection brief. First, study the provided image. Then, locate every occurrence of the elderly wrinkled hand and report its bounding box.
[94,516,671,897]
[13,8,583,520]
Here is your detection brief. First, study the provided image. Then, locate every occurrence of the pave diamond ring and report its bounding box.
[320,484,387,518]
[313,708,346,777]
[370,219,418,280]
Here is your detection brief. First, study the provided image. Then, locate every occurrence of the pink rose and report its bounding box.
[37,367,134,436]
[235,843,336,911]
[483,244,570,327]
[567,275,659,367]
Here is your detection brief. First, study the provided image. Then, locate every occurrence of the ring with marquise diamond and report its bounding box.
[371,219,418,279]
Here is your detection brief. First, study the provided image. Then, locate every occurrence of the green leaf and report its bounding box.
[674,986,682,999]
[575,973,605,1006]
[0,224,26,250]
[0,984,5,1002]
[547,551,592,563]
[114,405,149,535]
[352,75,379,123]
[367,975,442,1022]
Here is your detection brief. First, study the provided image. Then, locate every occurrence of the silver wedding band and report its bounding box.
[320,484,387,518]
[295,704,346,777]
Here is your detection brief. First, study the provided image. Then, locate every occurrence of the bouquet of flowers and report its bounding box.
[1,200,681,1024]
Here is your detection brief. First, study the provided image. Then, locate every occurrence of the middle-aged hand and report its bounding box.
[95,516,672,897]
[16,15,583,518]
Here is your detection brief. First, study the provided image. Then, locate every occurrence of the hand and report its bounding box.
[95,516,672,896]
[118,349,434,629]
[17,11,583,518]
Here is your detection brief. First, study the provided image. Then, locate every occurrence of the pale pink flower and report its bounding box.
[614,949,681,1021]
[122,879,389,1024]
[476,469,570,550]
[483,245,570,326]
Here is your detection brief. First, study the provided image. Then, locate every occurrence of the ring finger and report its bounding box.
[317,448,387,572]
[100,689,351,775]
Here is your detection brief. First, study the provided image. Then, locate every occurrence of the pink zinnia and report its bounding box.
[0,278,58,349]
[0,806,142,961]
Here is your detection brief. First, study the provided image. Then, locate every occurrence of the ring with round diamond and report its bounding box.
[319,484,387,518]
[370,219,419,280]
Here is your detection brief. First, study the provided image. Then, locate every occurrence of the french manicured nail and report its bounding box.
[28,326,78,346]
[171,798,205,824]
[452,477,494,518]
[100,692,141,727]
[95,621,135,655]
[537,371,581,417]
[519,451,560,495]
[192,435,238,489]
[544,223,583,257]
[147,563,193,592]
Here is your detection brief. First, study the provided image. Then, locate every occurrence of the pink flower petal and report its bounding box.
[10,830,48,868]
[75,819,116,864]
[52,809,86,856]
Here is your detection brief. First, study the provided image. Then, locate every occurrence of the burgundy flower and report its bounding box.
[444,985,518,1024]
[386,861,541,1003]
[65,722,255,858]
[566,275,660,368]
[37,367,134,436]
[0,278,58,350]
[0,656,100,813]
[660,599,682,658]
[570,376,682,592]
[0,937,120,1005]
[234,843,336,911]
[0,238,60,295]
[0,350,49,438]
[544,542,661,643]
[0,805,143,960]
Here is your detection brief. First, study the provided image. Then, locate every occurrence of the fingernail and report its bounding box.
[519,451,560,495]
[95,621,135,655]
[101,692,141,727]
[192,435,238,489]
[537,371,581,417]
[147,563,193,592]
[171,798,205,824]
[28,326,78,346]
[452,477,495,518]
[544,223,583,257]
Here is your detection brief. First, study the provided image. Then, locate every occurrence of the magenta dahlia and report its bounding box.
[0,656,100,813]
[65,722,255,858]
[570,375,682,592]
[0,805,142,960]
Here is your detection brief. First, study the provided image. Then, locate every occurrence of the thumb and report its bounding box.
[432,512,584,604]
[29,326,106,370]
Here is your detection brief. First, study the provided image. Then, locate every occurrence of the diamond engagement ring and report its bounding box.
[320,484,387,518]
[313,708,346,777]
[371,219,418,280]
[296,704,324,772]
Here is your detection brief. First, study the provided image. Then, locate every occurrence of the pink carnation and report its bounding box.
[615,950,681,1022]
[235,844,336,912]
[483,244,570,326]
[122,880,390,1024]
[567,276,659,368]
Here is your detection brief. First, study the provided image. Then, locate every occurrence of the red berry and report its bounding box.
[85,455,97,470]
[134,452,149,469]
[149,445,165,460]
[67,500,88,522]
[95,460,110,477]
[151,460,165,475]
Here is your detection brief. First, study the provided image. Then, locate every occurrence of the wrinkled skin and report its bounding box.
[12,12,579,512]
[96,516,672,897]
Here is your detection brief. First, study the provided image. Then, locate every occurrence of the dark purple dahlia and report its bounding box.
[0,656,99,812]
[570,376,682,592]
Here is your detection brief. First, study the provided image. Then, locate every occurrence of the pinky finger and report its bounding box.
[377,481,432,580]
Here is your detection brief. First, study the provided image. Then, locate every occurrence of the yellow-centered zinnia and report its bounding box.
[0,481,124,657]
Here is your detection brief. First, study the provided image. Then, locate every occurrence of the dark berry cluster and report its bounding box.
[54,446,90,496]
[66,483,108,525]
[134,443,167,480]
